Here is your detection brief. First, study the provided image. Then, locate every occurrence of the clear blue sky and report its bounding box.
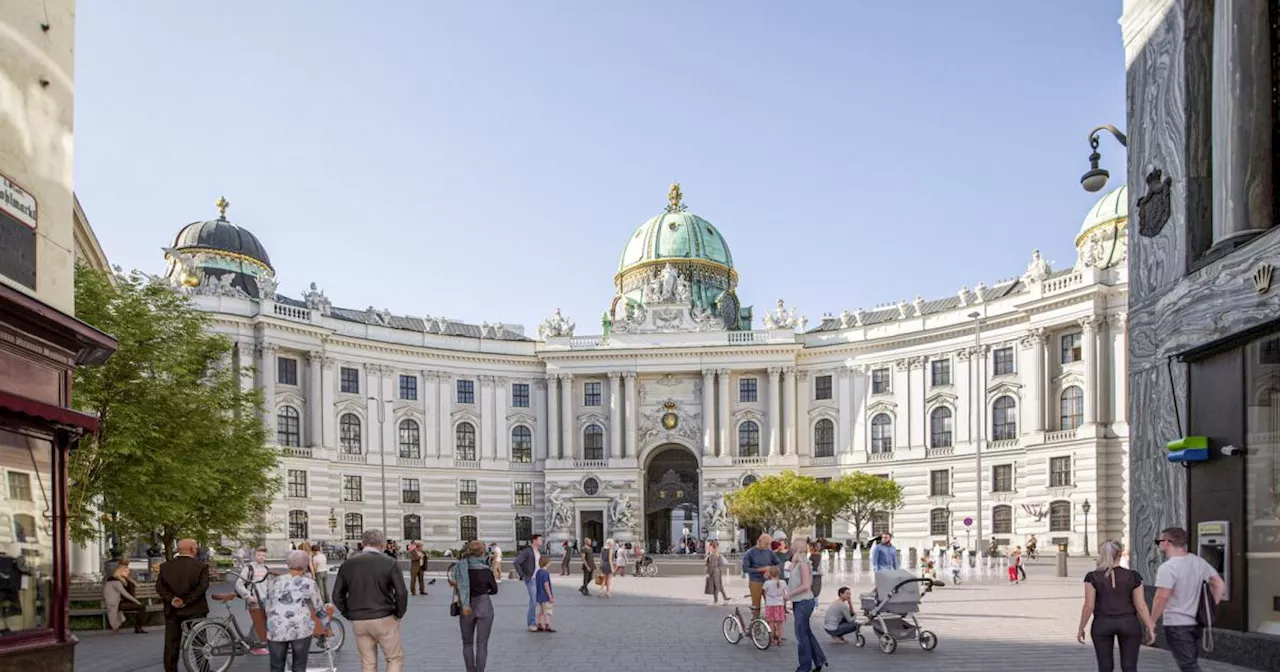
[74,1,1125,335]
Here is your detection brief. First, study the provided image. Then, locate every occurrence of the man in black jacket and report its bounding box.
[333,528,407,672]
[512,533,543,632]
[156,538,209,672]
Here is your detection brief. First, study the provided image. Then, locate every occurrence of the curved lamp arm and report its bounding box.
[1088,125,1128,149]
[1081,124,1128,192]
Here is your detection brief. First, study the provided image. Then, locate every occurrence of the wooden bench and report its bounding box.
[69,582,165,630]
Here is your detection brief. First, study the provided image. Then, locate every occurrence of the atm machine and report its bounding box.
[1196,521,1230,600]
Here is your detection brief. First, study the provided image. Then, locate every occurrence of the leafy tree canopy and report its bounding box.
[831,471,905,542]
[71,264,278,557]
[726,471,847,542]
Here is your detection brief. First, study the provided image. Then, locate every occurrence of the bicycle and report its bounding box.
[181,570,345,672]
[637,556,658,577]
[722,605,771,650]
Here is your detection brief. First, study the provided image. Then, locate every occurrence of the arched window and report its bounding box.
[741,474,757,487]
[1049,500,1071,532]
[398,419,421,459]
[813,419,835,458]
[339,413,362,454]
[288,510,309,539]
[460,515,478,541]
[992,504,1013,534]
[1060,386,1084,431]
[344,513,363,540]
[277,406,301,447]
[929,407,953,448]
[871,414,893,453]
[739,421,760,457]
[992,396,1017,441]
[929,508,949,536]
[511,425,533,463]
[455,422,476,461]
[403,514,421,541]
[871,511,891,538]
[583,425,604,460]
[516,516,533,546]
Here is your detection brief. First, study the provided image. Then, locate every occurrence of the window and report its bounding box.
[515,482,533,507]
[815,375,832,400]
[992,464,1013,492]
[584,382,602,406]
[929,469,950,496]
[813,419,835,458]
[288,510,309,539]
[511,426,533,463]
[992,396,1017,441]
[739,421,760,457]
[929,407,952,448]
[1050,456,1072,487]
[583,425,604,460]
[1060,386,1084,431]
[1061,332,1083,364]
[512,383,530,408]
[340,414,362,454]
[992,505,1013,534]
[6,472,31,500]
[455,422,477,461]
[342,475,363,502]
[402,478,420,503]
[398,419,421,459]
[741,474,757,487]
[286,469,308,498]
[399,374,417,401]
[459,479,478,506]
[457,379,475,404]
[344,513,363,540]
[930,359,951,387]
[403,514,421,541]
[871,511,891,538]
[929,508,949,536]
[1049,501,1071,532]
[340,366,360,393]
[739,377,758,403]
[815,517,833,539]
[516,516,533,546]
[278,357,298,385]
[460,515,478,541]
[993,347,1014,376]
[277,406,301,447]
[871,368,890,394]
[870,414,892,453]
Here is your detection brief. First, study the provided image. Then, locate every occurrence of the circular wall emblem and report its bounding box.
[741,474,757,487]
[583,478,600,495]
[662,412,678,430]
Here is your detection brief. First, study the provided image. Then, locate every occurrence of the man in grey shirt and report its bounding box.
[1151,527,1225,672]
[822,586,859,643]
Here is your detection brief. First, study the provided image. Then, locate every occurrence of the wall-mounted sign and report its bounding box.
[0,173,37,290]
[1253,263,1274,294]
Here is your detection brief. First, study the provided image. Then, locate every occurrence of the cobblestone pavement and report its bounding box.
[75,563,1256,672]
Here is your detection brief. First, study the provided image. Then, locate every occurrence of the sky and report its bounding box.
[74,2,1126,335]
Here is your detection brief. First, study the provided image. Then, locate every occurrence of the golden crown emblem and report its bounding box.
[1254,263,1274,294]
[663,400,677,410]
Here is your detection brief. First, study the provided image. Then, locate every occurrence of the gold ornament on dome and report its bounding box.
[216,196,230,219]
[665,182,687,213]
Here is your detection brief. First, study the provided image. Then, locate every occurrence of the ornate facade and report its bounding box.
[162,186,1130,556]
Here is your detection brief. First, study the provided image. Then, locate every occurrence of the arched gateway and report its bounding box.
[644,444,700,554]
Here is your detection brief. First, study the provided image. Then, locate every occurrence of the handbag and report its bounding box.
[449,581,462,617]
[594,574,605,586]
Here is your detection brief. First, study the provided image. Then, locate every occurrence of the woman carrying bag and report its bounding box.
[451,541,498,672]
[704,540,730,604]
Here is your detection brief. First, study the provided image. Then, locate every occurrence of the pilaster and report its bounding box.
[260,343,278,436]
[607,371,622,461]
[437,373,454,458]
[766,367,781,457]
[781,367,796,456]
[837,367,853,455]
[1081,317,1100,426]
[624,372,638,459]
[795,370,810,456]
[320,356,337,449]
[716,369,731,457]
[546,375,561,459]
[494,377,510,462]
[535,378,549,461]
[701,369,715,457]
[560,373,575,459]
[307,350,323,448]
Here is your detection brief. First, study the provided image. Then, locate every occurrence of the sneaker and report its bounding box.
[528,625,538,632]
[250,648,269,656]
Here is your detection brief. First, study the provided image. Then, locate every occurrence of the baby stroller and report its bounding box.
[858,568,942,654]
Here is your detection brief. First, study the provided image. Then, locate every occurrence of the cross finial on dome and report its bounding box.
[215,196,230,219]
[666,183,686,213]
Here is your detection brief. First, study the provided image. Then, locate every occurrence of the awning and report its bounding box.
[0,389,100,433]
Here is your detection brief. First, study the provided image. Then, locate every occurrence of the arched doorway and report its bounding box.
[645,444,699,554]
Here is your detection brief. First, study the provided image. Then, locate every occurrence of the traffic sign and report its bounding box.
[963,517,973,527]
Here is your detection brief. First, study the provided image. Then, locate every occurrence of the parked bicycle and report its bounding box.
[180,569,345,672]
[637,555,658,577]
[722,605,771,650]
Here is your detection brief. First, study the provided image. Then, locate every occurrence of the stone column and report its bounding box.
[1095,318,1111,424]
[307,351,323,447]
[321,357,337,448]
[495,378,510,461]
[1111,313,1128,427]
[422,370,437,456]
[716,369,731,457]
[560,373,575,459]
[479,376,495,460]
[437,374,453,458]
[1211,0,1273,247]
[535,378,549,461]
[546,375,560,460]
[700,370,715,457]
[1023,329,1045,433]
[624,372,638,459]
[606,372,622,461]
[766,367,781,457]
[380,367,395,459]
[781,367,796,456]
[837,368,853,454]
[1081,317,1098,426]
[260,344,277,436]
[795,371,810,456]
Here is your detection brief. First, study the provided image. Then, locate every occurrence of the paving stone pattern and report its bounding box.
[74,561,1255,672]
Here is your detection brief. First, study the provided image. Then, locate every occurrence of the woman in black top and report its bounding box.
[451,540,499,672]
[1076,540,1156,672]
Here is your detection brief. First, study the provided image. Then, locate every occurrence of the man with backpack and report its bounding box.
[1150,527,1226,672]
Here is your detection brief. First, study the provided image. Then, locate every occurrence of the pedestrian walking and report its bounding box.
[513,533,543,631]
[742,534,780,618]
[785,544,827,672]
[1076,541,1156,672]
[704,540,730,604]
[1151,527,1225,672]
[332,529,408,672]
[311,543,330,603]
[870,532,898,573]
[599,539,615,598]
[452,540,498,672]
[535,556,555,633]
[156,539,210,672]
[560,540,571,576]
[579,537,595,596]
[264,550,328,672]
[409,542,427,596]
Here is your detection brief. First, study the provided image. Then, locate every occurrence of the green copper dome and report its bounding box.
[616,184,734,273]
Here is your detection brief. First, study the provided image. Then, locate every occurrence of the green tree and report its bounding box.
[726,471,848,541]
[70,264,278,557]
[832,471,905,545]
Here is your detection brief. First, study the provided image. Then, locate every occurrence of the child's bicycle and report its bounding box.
[722,605,772,650]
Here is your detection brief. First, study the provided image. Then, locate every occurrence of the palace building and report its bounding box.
[161,185,1130,558]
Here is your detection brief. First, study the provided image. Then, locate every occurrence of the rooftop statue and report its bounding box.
[538,308,575,339]
[303,282,332,315]
[1023,249,1052,282]
[762,298,805,330]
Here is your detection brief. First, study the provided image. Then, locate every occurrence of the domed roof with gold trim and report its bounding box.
[1075,186,1128,270]
[617,184,734,273]
[164,197,277,299]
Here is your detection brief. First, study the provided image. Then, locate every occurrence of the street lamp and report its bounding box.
[368,396,394,535]
[967,311,985,555]
[1081,125,1128,192]
[1082,499,1092,555]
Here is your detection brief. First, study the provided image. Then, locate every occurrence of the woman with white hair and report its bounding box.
[265,549,329,672]
[1076,540,1156,672]
[599,539,615,598]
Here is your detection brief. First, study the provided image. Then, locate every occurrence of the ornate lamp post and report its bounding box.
[1081,125,1128,192]
[1081,499,1092,555]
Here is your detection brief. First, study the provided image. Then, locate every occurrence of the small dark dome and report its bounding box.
[172,217,273,269]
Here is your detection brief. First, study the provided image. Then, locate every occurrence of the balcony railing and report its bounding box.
[569,336,604,349]
[573,459,608,470]
[510,461,536,471]
[281,446,313,458]
[337,452,367,464]
[989,438,1020,450]
[925,446,955,458]
[397,456,427,468]
[727,331,769,344]
[1042,272,1083,294]
[868,451,895,462]
[272,303,311,321]
[454,459,480,470]
[809,456,837,466]
[732,456,768,466]
[1044,429,1078,444]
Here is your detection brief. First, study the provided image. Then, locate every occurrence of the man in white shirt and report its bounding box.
[234,547,274,655]
[1151,527,1225,672]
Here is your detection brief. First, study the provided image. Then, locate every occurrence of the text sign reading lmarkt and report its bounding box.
[0,173,37,290]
